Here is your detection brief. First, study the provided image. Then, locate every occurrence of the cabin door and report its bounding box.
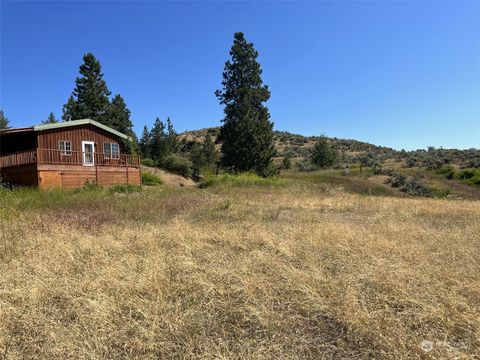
[82,141,95,166]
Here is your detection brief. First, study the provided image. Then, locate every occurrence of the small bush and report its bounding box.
[282,155,292,169]
[455,168,480,186]
[75,180,101,193]
[437,165,456,180]
[386,172,435,197]
[297,160,319,172]
[405,158,416,168]
[0,177,12,199]
[141,172,163,186]
[456,168,476,180]
[386,172,407,188]
[141,158,156,167]
[109,184,141,194]
[258,162,280,177]
[402,178,431,197]
[161,154,193,178]
[429,185,450,198]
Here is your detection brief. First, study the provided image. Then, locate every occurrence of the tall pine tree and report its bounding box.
[108,94,133,135]
[215,32,276,176]
[165,117,180,154]
[62,53,111,124]
[139,125,151,159]
[144,117,181,165]
[149,118,168,162]
[107,94,137,153]
[42,112,58,124]
[0,110,10,129]
[202,133,219,167]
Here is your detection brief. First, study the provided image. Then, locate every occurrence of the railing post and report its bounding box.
[126,159,129,184]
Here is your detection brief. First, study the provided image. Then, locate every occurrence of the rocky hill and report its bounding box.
[179,127,480,169]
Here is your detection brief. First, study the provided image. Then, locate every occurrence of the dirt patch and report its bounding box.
[141,166,196,187]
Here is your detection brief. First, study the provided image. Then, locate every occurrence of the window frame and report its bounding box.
[103,142,120,160]
[58,140,72,156]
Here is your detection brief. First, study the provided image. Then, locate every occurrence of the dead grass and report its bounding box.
[0,184,479,359]
[141,166,196,187]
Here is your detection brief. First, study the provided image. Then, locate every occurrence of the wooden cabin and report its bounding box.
[0,119,141,189]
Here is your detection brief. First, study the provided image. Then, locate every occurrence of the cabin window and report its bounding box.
[103,142,120,159]
[59,141,72,155]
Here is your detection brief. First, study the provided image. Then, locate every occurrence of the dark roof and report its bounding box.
[0,127,34,135]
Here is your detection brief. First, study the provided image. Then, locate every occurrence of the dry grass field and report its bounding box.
[1,178,479,359]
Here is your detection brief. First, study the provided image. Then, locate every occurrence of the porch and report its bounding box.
[0,149,140,169]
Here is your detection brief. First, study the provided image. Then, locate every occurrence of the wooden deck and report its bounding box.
[0,149,140,169]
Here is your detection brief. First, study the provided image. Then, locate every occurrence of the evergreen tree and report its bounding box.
[62,96,77,121]
[106,94,137,154]
[42,112,58,124]
[311,135,337,167]
[190,133,219,176]
[202,133,218,168]
[147,117,181,166]
[190,142,204,177]
[149,118,168,163]
[108,94,133,135]
[165,117,180,154]
[62,53,111,123]
[139,125,151,159]
[0,110,10,129]
[215,32,276,176]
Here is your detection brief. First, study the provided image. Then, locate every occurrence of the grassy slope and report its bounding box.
[283,168,480,200]
[1,179,479,359]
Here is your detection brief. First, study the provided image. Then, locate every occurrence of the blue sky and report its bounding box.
[1,1,479,150]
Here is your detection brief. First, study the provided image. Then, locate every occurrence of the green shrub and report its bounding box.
[109,184,141,194]
[429,185,450,198]
[311,135,337,167]
[402,178,431,197]
[405,158,416,168]
[386,172,407,188]
[0,178,12,199]
[437,165,456,180]
[141,172,163,186]
[141,158,156,167]
[282,155,292,169]
[385,172,433,196]
[456,168,476,180]
[74,180,101,193]
[455,168,480,186]
[161,154,193,178]
[258,162,280,177]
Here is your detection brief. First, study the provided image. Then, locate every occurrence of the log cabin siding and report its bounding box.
[1,120,141,189]
[37,165,141,189]
[37,124,124,154]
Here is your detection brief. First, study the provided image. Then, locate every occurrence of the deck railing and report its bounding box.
[0,149,140,168]
[0,150,37,168]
